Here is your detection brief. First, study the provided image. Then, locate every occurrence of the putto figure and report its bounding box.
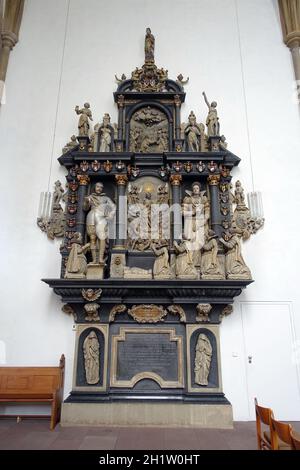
[75,102,93,136]
[84,182,116,264]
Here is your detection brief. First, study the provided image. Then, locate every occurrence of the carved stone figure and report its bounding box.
[99,113,112,152]
[145,27,155,63]
[194,333,213,386]
[82,288,102,302]
[53,181,65,206]
[196,304,212,322]
[75,103,93,136]
[201,230,224,279]
[62,135,77,154]
[219,135,228,150]
[84,303,100,322]
[185,111,200,151]
[83,331,100,385]
[110,254,126,278]
[174,240,198,279]
[64,232,90,279]
[202,92,220,136]
[234,180,246,207]
[182,182,210,264]
[129,106,168,153]
[84,182,116,264]
[123,266,152,279]
[151,241,172,279]
[219,230,252,279]
[199,123,209,151]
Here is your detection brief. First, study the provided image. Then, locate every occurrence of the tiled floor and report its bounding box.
[0,419,299,450]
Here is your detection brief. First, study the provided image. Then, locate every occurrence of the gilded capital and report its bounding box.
[117,94,125,107]
[77,174,90,186]
[115,174,128,186]
[207,174,220,186]
[169,174,182,186]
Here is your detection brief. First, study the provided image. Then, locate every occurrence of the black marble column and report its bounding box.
[76,174,90,238]
[170,174,182,243]
[114,174,128,248]
[208,174,222,237]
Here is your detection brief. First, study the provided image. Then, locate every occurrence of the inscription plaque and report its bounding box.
[110,327,184,388]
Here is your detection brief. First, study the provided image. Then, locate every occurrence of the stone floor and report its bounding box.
[0,419,299,450]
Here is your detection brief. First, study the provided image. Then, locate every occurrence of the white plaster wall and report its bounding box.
[0,0,299,420]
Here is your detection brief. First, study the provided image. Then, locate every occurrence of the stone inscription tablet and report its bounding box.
[110,327,184,388]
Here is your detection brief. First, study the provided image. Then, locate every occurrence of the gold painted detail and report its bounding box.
[109,304,127,323]
[128,304,167,323]
[169,174,182,186]
[207,174,220,186]
[167,305,186,322]
[77,174,90,186]
[115,174,128,186]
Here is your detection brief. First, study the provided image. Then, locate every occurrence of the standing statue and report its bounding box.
[202,92,220,136]
[194,333,212,386]
[84,182,116,264]
[83,331,100,385]
[182,182,210,264]
[99,113,112,152]
[234,180,246,207]
[75,102,93,136]
[145,27,155,63]
[64,232,90,279]
[199,123,209,151]
[185,111,200,151]
[219,229,252,279]
[151,241,172,278]
[174,239,198,279]
[52,180,65,206]
[201,230,224,279]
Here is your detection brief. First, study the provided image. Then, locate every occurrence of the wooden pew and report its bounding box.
[0,354,65,430]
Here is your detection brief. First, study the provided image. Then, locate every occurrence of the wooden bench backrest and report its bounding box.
[0,355,65,395]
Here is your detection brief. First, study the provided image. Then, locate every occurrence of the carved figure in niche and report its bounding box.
[157,183,169,204]
[145,27,155,63]
[151,241,172,278]
[83,331,100,385]
[174,239,198,279]
[65,232,90,279]
[202,92,220,137]
[129,106,168,153]
[99,113,112,152]
[201,230,224,279]
[194,333,212,386]
[75,103,93,136]
[84,182,116,264]
[219,229,252,279]
[185,111,200,152]
[182,182,210,265]
[62,135,77,154]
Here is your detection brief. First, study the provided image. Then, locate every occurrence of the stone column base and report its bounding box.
[61,402,233,428]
